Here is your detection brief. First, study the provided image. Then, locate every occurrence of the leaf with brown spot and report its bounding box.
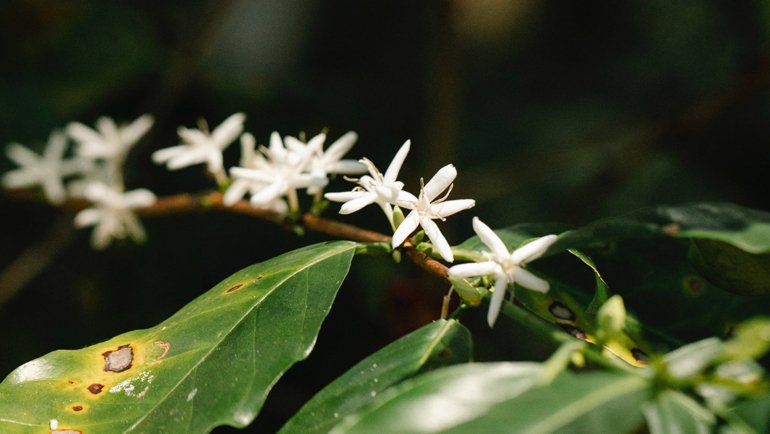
[0,241,357,433]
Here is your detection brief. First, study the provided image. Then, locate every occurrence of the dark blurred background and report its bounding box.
[2,0,770,431]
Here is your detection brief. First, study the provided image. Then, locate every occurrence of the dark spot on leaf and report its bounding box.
[631,348,649,364]
[71,405,83,412]
[559,324,587,340]
[662,224,681,237]
[87,383,104,394]
[225,283,244,293]
[683,275,704,295]
[67,380,75,385]
[257,274,264,279]
[437,348,451,358]
[102,344,133,373]
[154,340,170,362]
[548,301,575,321]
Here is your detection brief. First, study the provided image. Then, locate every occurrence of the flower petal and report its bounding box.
[431,199,475,218]
[391,211,420,248]
[421,217,453,262]
[5,143,40,167]
[512,267,550,293]
[339,193,377,214]
[487,276,510,327]
[325,190,366,202]
[328,160,367,175]
[211,113,245,149]
[448,261,500,278]
[423,164,456,201]
[223,179,252,206]
[511,234,558,264]
[383,139,411,182]
[325,131,357,161]
[472,217,510,260]
[74,208,102,228]
[151,145,186,164]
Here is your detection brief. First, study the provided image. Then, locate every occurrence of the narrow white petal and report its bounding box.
[328,160,367,174]
[230,166,275,183]
[421,217,453,262]
[177,127,209,147]
[487,276,510,328]
[205,149,224,174]
[472,217,510,260]
[223,179,251,206]
[395,190,419,209]
[122,212,147,243]
[325,190,366,202]
[374,183,403,203]
[423,164,456,201]
[44,131,68,160]
[240,133,256,166]
[511,234,558,264]
[284,136,308,154]
[306,133,327,153]
[2,170,40,188]
[325,131,357,161]
[74,208,102,228]
[391,211,420,248]
[152,145,186,164]
[5,143,40,167]
[211,113,245,149]
[92,221,113,250]
[377,202,394,226]
[383,139,411,182]
[250,181,285,205]
[121,114,154,145]
[431,199,475,218]
[167,149,205,169]
[448,261,500,278]
[123,189,156,208]
[512,268,550,293]
[42,176,66,204]
[66,122,101,144]
[339,194,377,214]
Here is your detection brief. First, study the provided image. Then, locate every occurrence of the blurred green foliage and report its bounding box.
[2,1,770,431]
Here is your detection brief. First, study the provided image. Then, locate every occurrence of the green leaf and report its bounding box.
[0,241,357,433]
[720,317,770,361]
[642,390,716,434]
[331,364,648,434]
[279,319,472,434]
[723,392,770,434]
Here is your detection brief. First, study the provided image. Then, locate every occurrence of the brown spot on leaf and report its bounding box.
[548,301,576,321]
[437,348,451,358]
[662,224,681,237]
[67,380,75,385]
[559,324,587,340]
[225,283,244,294]
[103,344,133,373]
[71,405,84,412]
[87,383,104,394]
[154,340,170,362]
[683,275,704,295]
[52,430,82,434]
[631,348,649,364]
[257,274,264,279]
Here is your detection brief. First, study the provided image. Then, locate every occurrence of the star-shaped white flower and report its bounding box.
[285,131,366,194]
[392,164,475,262]
[324,139,411,226]
[448,217,558,327]
[2,130,90,203]
[152,113,245,181]
[67,115,153,161]
[228,131,325,210]
[73,182,157,249]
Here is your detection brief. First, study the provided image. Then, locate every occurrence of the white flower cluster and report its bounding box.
[3,112,558,327]
[323,139,558,327]
[2,115,156,249]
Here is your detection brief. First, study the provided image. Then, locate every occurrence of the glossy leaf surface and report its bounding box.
[280,319,472,434]
[0,241,357,433]
[330,363,647,434]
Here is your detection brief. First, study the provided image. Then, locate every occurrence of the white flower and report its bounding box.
[152,113,245,178]
[67,115,153,161]
[73,182,156,249]
[2,130,90,203]
[448,217,558,327]
[324,139,411,226]
[228,131,325,210]
[392,164,475,262]
[285,131,366,194]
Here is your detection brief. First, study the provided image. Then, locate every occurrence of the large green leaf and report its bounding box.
[329,363,648,434]
[0,241,357,433]
[279,319,472,434]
